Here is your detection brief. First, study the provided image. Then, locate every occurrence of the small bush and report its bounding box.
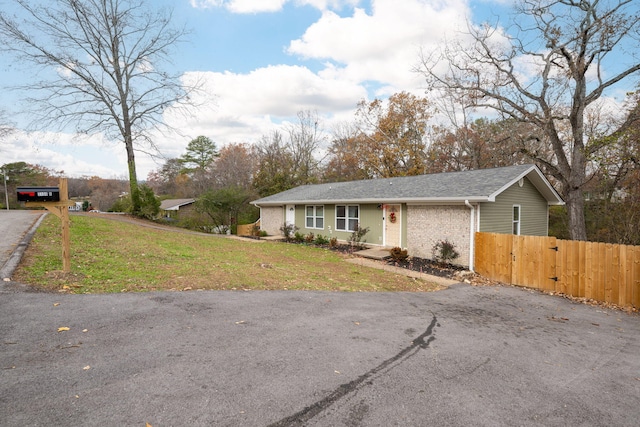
[432,239,459,264]
[389,247,409,262]
[329,237,339,248]
[314,234,330,245]
[304,232,315,243]
[294,231,305,243]
[280,223,299,242]
[258,230,268,237]
[349,226,370,249]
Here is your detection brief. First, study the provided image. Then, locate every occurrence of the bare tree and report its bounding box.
[214,143,257,190]
[0,110,14,140]
[253,111,325,196]
[285,110,326,184]
[417,0,640,240]
[252,131,296,197]
[0,0,199,214]
[323,121,370,182]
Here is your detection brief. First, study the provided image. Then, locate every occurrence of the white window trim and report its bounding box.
[335,204,360,232]
[305,205,324,230]
[513,204,521,235]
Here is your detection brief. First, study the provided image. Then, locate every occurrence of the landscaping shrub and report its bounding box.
[329,237,339,248]
[389,247,409,262]
[349,226,370,249]
[432,239,459,264]
[280,223,299,242]
[314,234,330,245]
[304,232,315,243]
[293,231,305,243]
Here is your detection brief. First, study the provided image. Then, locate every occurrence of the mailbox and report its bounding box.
[17,186,61,202]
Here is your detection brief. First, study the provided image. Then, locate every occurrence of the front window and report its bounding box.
[305,205,324,229]
[513,205,521,235]
[336,205,359,232]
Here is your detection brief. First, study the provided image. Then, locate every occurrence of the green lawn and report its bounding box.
[13,214,442,294]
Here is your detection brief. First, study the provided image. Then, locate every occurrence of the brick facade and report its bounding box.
[406,205,471,267]
[260,206,284,236]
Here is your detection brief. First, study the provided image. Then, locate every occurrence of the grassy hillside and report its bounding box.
[14,215,441,294]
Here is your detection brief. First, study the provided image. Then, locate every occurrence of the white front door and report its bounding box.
[285,204,295,226]
[384,204,401,247]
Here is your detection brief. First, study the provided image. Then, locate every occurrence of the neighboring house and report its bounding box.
[251,164,564,269]
[68,202,84,212]
[160,198,196,218]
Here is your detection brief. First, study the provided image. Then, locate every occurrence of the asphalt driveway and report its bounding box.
[1,210,639,426]
[0,210,43,280]
[1,284,639,426]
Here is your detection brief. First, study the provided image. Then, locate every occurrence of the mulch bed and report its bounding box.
[384,257,467,279]
[323,243,468,280]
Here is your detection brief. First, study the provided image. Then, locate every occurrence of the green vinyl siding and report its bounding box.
[479,177,549,236]
[295,204,384,244]
[359,204,384,245]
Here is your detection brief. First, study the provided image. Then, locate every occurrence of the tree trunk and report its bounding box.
[125,134,141,214]
[565,186,587,241]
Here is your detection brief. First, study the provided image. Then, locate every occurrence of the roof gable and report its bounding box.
[252,164,564,206]
[160,199,196,211]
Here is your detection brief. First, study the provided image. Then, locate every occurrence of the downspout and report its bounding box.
[465,200,475,272]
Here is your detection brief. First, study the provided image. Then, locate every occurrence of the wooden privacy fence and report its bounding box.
[237,219,260,236]
[475,232,640,309]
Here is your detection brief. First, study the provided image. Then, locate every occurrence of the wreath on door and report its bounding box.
[389,212,396,223]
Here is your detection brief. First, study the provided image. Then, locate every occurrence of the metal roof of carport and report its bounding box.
[252,164,564,207]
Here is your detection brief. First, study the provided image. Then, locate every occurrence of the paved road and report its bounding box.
[0,210,43,280]
[1,210,639,426]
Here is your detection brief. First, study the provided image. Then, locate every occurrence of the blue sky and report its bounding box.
[0,0,636,180]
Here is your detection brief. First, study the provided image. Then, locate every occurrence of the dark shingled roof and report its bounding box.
[252,164,564,206]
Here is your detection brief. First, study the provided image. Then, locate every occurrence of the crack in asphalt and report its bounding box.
[267,315,439,427]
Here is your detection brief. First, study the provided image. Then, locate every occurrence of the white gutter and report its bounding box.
[465,200,475,272]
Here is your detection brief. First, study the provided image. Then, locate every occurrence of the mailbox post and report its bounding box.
[18,179,74,273]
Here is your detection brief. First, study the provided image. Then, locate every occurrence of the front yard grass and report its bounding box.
[13,214,443,294]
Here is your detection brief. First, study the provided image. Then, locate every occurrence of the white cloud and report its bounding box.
[287,0,471,95]
[189,0,286,13]
[299,0,361,11]
[1,130,124,178]
[189,0,222,9]
[152,65,367,163]
[189,0,359,13]
[226,0,287,13]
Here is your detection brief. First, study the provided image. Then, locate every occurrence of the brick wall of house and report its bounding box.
[406,205,471,267]
[260,206,284,236]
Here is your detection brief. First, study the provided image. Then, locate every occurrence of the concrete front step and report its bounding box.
[355,247,392,260]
